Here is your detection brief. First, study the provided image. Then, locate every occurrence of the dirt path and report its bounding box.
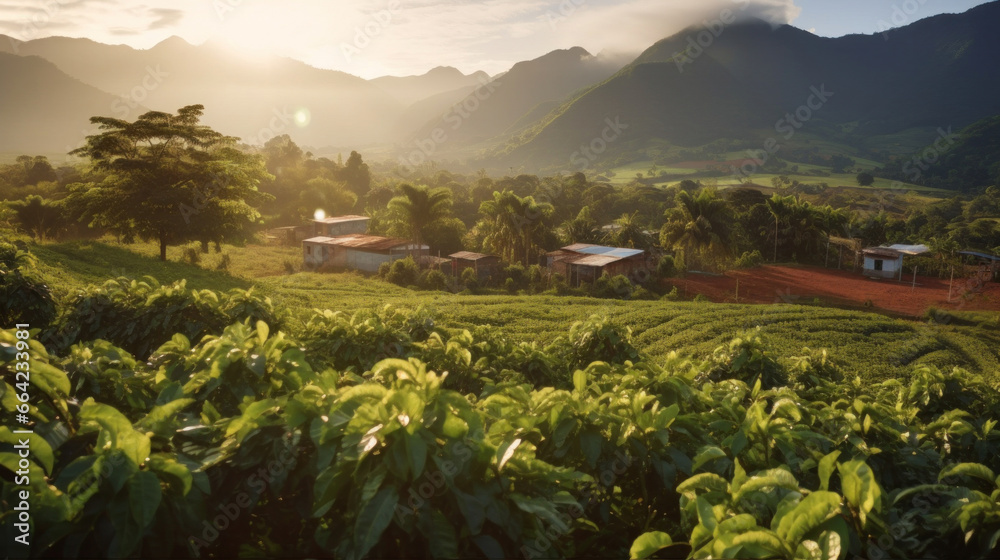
[668,265,1000,317]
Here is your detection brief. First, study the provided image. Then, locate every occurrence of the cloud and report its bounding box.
[0,0,804,76]
[147,8,183,31]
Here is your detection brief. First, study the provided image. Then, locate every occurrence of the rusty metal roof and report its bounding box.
[313,215,370,225]
[305,234,426,252]
[863,247,902,258]
[450,251,498,261]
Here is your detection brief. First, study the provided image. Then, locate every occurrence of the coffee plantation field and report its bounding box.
[3,238,1000,559]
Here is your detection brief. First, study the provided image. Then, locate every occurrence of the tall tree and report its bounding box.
[68,105,273,260]
[661,189,733,269]
[478,190,554,265]
[386,183,453,248]
[605,211,653,249]
[7,195,63,240]
[561,206,601,245]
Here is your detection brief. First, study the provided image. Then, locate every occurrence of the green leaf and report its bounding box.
[406,432,428,479]
[692,446,728,473]
[146,455,192,495]
[838,460,881,524]
[580,430,602,469]
[128,470,162,529]
[676,473,729,497]
[940,463,997,485]
[630,531,673,559]
[818,451,841,492]
[573,370,587,393]
[732,530,789,557]
[497,438,521,471]
[423,508,458,559]
[0,427,54,474]
[353,486,399,560]
[775,491,842,546]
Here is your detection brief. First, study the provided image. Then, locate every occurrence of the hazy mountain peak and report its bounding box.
[151,35,195,51]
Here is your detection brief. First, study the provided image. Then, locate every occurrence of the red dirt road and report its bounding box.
[668,265,1000,317]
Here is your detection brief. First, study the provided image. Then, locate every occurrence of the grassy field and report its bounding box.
[27,238,1000,383]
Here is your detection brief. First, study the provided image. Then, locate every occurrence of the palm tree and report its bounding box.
[605,211,652,249]
[660,189,733,269]
[386,183,453,247]
[561,206,600,245]
[478,190,553,264]
[764,194,796,262]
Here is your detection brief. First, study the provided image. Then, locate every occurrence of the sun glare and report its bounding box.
[314,209,326,221]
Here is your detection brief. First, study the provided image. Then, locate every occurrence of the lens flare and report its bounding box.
[295,108,312,127]
[314,209,326,221]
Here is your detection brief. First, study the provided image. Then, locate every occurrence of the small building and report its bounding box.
[449,251,502,280]
[303,234,428,273]
[862,244,930,280]
[862,247,904,279]
[313,215,370,237]
[265,225,311,246]
[547,244,646,285]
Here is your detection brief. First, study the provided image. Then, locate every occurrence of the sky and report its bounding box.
[0,0,993,78]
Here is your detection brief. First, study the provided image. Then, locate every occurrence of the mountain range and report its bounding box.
[2,1,999,174]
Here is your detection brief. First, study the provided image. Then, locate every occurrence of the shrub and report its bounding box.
[183,247,201,265]
[661,286,679,301]
[734,249,763,269]
[419,269,449,291]
[0,242,56,329]
[693,293,710,303]
[593,273,633,300]
[383,256,420,287]
[657,255,677,278]
[216,253,232,271]
[283,258,298,274]
[460,267,479,291]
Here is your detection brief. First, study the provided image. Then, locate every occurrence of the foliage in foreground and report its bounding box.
[1,305,999,559]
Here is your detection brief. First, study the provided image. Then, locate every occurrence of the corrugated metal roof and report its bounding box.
[561,244,644,258]
[863,247,901,258]
[314,215,370,224]
[307,234,426,252]
[570,254,627,267]
[959,250,1000,261]
[450,251,497,261]
[887,244,930,255]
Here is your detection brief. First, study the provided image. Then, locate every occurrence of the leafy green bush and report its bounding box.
[419,269,450,291]
[593,273,634,300]
[0,242,56,329]
[380,256,420,287]
[657,255,678,278]
[46,277,279,359]
[734,249,764,269]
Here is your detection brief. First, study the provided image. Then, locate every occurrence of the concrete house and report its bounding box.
[862,244,929,280]
[547,244,647,285]
[303,234,428,273]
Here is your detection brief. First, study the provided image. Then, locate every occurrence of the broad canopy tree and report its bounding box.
[68,105,273,260]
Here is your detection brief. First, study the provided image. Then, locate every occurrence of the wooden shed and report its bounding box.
[449,251,502,280]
